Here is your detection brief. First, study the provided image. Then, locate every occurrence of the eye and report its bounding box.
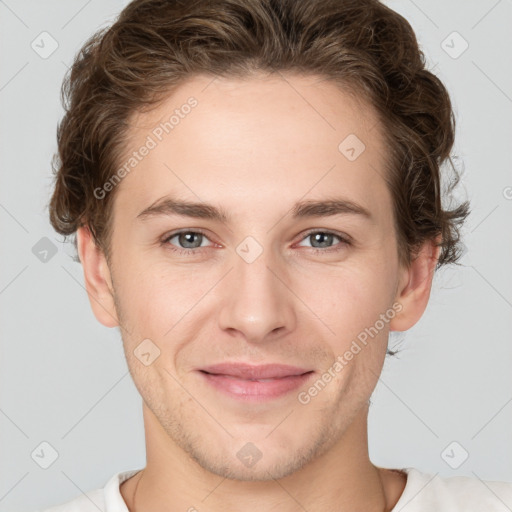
[161,228,351,256]
[296,230,351,253]
[162,229,214,255]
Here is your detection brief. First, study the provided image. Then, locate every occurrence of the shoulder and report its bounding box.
[35,488,105,512]
[35,468,142,512]
[392,467,512,511]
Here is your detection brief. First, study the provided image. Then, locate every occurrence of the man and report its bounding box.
[42,0,511,510]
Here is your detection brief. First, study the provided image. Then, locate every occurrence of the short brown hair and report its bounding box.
[49,0,470,270]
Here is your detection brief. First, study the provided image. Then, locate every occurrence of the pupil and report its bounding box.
[313,233,331,248]
[181,232,200,248]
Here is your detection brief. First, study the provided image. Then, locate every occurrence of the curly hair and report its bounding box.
[49,0,470,272]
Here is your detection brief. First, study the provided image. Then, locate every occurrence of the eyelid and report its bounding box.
[161,227,351,254]
[295,228,353,246]
[161,228,216,246]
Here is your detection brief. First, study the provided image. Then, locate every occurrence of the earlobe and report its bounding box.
[389,237,442,332]
[76,226,119,328]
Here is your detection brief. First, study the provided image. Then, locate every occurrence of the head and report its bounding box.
[49,0,469,481]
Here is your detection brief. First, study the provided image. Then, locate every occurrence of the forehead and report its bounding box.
[114,73,392,223]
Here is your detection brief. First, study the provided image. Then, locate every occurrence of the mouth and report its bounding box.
[197,363,315,401]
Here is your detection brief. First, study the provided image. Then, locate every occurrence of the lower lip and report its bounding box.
[199,371,314,401]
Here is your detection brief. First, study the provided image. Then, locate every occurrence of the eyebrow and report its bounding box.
[136,196,373,223]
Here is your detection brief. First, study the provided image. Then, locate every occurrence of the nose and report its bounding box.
[217,246,297,344]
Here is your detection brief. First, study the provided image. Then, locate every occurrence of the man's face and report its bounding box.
[105,73,406,480]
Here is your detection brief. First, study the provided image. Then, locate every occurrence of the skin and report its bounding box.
[77,73,440,511]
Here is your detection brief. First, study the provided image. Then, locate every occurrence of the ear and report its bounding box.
[389,236,441,332]
[76,226,119,328]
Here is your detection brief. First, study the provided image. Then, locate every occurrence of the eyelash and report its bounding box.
[160,228,351,257]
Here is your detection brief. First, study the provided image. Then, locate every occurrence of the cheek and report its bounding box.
[306,262,397,360]
[115,257,211,339]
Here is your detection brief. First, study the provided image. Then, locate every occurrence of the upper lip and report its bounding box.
[199,363,313,380]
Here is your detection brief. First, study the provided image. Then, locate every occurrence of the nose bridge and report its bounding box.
[217,240,295,342]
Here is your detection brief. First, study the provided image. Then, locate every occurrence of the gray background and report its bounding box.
[1,1,511,510]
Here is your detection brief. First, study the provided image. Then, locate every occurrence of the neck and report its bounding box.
[121,404,406,512]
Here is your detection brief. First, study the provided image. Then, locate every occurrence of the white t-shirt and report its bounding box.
[37,467,512,511]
